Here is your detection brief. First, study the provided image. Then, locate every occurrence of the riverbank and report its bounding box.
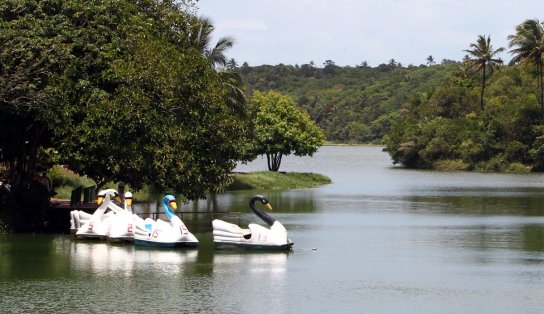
[227,171,331,190]
[49,170,332,201]
[431,159,531,172]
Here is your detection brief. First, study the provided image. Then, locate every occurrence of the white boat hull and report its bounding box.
[212,219,293,251]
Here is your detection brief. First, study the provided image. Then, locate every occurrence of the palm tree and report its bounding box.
[464,35,505,110]
[388,58,397,67]
[226,58,238,70]
[206,35,235,68]
[183,16,235,68]
[426,55,436,66]
[185,16,247,117]
[508,19,544,113]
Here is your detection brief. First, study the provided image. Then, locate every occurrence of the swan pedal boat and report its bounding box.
[107,192,145,243]
[212,195,293,251]
[134,195,198,248]
[71,189,122,240]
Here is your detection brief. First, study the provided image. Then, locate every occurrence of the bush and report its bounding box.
[48,165,93,188]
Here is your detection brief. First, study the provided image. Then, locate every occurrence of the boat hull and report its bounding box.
[134,239,198,248]
[213,240,293,251]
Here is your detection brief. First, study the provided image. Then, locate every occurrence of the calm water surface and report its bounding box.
[1,146,544,313]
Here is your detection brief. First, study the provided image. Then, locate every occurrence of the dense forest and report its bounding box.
[237,19,544,172]
[239,60,460,143]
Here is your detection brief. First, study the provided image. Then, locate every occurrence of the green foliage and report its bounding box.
[508,19,544,110]
[240,63,460,143]
[249,91,325,171]
[383,63,544,171]
[227,172,331,190]
[48,165,93,188]
[0,0,252,204]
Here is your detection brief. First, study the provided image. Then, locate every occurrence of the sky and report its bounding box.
[197,0,544,67]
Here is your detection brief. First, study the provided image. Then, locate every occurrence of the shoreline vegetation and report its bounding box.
[48,146,535,203]
[49,166,332,201]
[227,171,332,191]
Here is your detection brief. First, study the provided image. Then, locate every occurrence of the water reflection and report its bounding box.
[185,190,319,214]
[70,241,198,277]
[208,252,289,312]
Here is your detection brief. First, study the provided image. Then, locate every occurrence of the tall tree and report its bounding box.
[250,91,324,172]
[226,58,238,70]
[184,16,247,117]
[508,19,544,113]
[1,0,250,202]
[426,55,436,66]
[464,35,505,110]
[187,16,235,69]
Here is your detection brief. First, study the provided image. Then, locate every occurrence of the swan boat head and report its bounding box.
[97,189,121,206]
[124,191,133,213]
[162,194,177,220]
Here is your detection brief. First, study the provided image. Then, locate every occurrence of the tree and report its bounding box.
[464,35,505,110]
[1,0,250,205]
[250,91,325,171]
[426,55,436,66]
[508,19,544,112]
[227,58,238,70]
[359,61,370,68]
[186,16,235,69]
[185,16,247,118]
[323,60,337,75]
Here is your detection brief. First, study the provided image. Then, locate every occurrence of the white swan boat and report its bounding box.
[134,195,198,248]
[212,195,294,250]
[72,189,121,240]
[107,192,146,242]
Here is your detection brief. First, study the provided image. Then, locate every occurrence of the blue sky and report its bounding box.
[197,0,544,67]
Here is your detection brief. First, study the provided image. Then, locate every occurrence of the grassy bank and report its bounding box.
[227,171,331,191]
[47,166,331,201]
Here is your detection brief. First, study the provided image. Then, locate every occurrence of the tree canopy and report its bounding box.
[249,91,324,171]
[0,0,250,204]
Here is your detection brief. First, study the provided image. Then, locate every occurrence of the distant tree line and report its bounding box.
[238,57,461,143]
[237,19,544,171]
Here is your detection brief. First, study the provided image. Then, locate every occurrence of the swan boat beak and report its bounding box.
[169,200,177,210]
[265,203,273,211]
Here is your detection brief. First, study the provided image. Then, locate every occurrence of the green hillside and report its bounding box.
[239,61,459,143]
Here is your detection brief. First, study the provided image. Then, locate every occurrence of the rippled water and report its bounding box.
[1,146,544,313]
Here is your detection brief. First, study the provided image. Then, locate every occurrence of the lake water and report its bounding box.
[1,146,544,313]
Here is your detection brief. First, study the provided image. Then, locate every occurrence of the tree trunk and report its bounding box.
[266,153,283,172]
[537,59,544,115]
[480,66,486,111]
[11,124,46,191]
